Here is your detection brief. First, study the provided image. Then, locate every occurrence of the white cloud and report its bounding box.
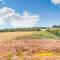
[51,0,60,5]
[0,7,40,28]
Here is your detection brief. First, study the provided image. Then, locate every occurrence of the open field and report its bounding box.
[0,31,33,41]
[0,31,60,41]
[28,31,60,39]
[0,31,60,60]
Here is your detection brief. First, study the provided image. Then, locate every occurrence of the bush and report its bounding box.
[47,28,60,36]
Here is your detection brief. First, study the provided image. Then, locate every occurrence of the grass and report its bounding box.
[31,31,60,39]
[15,31,60,39]
[0,31,33,41]
[0,31,59,41]
[0,31,60,60]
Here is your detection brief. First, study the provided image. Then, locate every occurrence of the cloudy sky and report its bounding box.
[0,0,60,28]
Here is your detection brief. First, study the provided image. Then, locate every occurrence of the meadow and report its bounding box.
[0,29,60,60]
[0,30,60,41]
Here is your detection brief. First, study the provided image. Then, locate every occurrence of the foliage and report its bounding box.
[47,28,60,36]
[52,25,60,28]
[0,27,41,32]
[14,31,60,39]
[32,52,53,56]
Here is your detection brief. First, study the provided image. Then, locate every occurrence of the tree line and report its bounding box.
[0,27,41,32]
[0,25,60,32]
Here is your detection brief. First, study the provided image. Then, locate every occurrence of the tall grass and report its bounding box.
[15,31,60,40]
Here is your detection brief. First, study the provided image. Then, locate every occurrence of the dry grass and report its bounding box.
[0,32,33,41]
[0,31,59,41]
[0,32,60,60]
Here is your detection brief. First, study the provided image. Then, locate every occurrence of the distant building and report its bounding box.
[41,29,46,31]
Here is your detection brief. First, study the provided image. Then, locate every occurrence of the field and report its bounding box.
[0,31,60,60]
[0,31,33,41]
[0,31,59,41]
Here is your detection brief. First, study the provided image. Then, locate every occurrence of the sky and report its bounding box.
[0,0,60,28]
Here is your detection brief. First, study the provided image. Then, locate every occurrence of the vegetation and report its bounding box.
[52,25,60,28]
[0,39,60,60]
[0,27,41,32]
[47,28,60,36]
[31,31,60,39]
[0,27,60,40]
[32,52,54,56]
[0,26,60,60]
[14,31,60,39]
[0,25,59,32]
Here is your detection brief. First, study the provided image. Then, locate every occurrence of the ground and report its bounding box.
[0,31,32,41]
[0,31,60,60]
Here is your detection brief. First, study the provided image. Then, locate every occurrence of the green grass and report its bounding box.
[30,31,60,39]
[15,31,60,39]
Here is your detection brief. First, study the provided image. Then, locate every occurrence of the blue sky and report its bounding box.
[0,0,60,28]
